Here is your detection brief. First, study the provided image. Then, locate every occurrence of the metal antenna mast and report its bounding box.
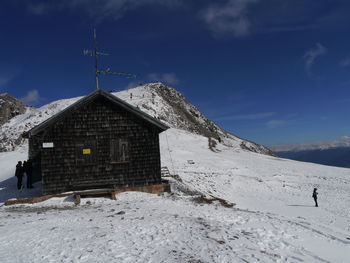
[84,29,137,90]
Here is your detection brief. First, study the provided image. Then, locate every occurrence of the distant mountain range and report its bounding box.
[277,147,350,168]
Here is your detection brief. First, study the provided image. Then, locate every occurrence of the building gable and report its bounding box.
[23,89,168,138]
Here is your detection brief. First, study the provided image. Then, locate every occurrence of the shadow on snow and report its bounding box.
[0,176,41,203]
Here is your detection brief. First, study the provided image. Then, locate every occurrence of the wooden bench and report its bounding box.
[73,188,117,205]
[5,183,171,206]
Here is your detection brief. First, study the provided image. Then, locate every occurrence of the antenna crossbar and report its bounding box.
[98,70,137,78]
[84,50,109,56]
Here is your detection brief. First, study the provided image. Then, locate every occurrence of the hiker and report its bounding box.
[15,161,24,190]
[23,161,28,187]
[312,188,318,207]
[25,159,34,189]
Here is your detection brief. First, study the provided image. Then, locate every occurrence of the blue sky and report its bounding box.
[1,0,350,147]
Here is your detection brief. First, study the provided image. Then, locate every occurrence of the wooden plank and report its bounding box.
[4,193,70,206]
[74,194,81,205]
[4,183,171,206]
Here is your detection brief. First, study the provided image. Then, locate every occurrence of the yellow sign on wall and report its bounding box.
[83,148,91,155]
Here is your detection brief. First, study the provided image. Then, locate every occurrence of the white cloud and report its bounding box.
[21,89,42,106]
[0,75,13,89]
[26,0,258,37]
[271,136,350,152]
[340,57,350,67]
[125,81,141,90]
[148,72,179,85]
[25,0,303,38]
[27,3,52,15]
[27,0,184,20]
[200,0,258,37]
[303,43,327,72]
[216,112,275,121]
[265,119,286,128]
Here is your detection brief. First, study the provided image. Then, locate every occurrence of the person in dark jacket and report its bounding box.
[25,159,34,188]
[23,161,27,174]
[312,188,318,207]
[15,161,24,190]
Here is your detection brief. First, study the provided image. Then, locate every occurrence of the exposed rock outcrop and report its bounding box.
[0,93,26,125]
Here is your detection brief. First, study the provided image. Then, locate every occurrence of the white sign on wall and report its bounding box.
[42,142,54,148]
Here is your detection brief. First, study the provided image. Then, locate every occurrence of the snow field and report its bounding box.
[159,129,350,262]
[1,191,345,263]
[1,129,347,262]
[0,110,349,261]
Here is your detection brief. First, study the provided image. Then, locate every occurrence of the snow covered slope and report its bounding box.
[0,128,349,262]
[1,83,349,262]
[0,95,82,151]
[0,83,274,155]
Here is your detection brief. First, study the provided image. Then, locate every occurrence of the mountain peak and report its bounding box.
[115,83,275,156]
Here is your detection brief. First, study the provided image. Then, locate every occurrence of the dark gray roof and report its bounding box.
[23,88,169,138]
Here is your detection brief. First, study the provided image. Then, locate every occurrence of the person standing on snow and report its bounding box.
[312,188,318,207]
[15,161,24,190]
[26,159,34,188]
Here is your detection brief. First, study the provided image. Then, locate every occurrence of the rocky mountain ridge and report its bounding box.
[0,83,275,156]
[0,93,26,125]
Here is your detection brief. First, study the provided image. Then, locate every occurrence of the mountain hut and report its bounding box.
[22,89,169,195]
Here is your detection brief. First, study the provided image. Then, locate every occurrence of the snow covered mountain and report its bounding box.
[0,83,275,156]
[0,83,349,262]
[1,127,350,262]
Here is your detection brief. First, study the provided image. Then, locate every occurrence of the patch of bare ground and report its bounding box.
[192,195,235,208]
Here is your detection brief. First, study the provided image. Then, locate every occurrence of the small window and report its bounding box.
[110,139,129,163]
[76,140,97,165]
